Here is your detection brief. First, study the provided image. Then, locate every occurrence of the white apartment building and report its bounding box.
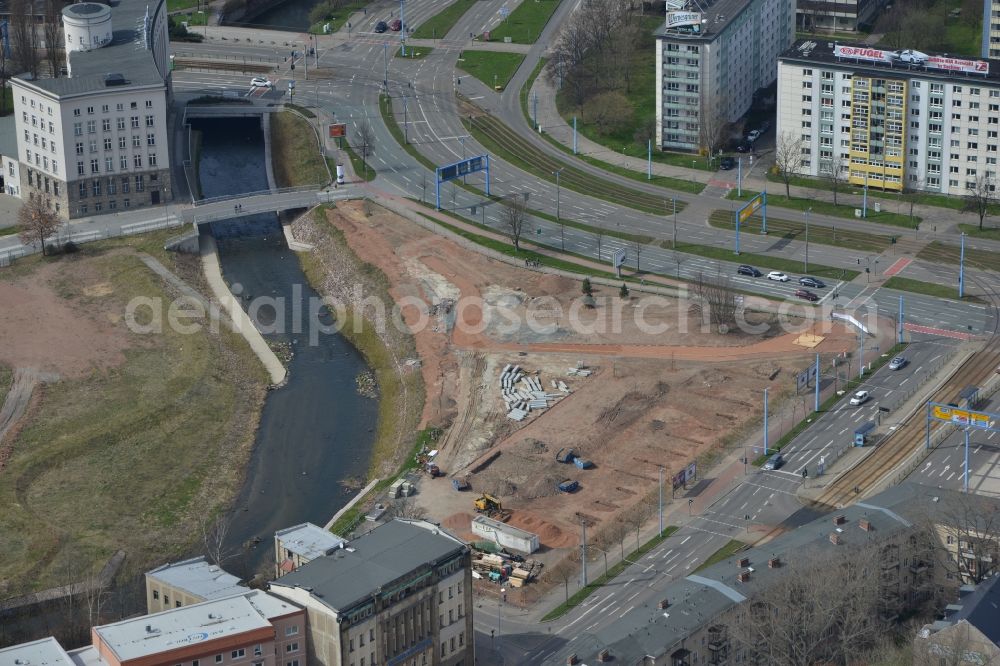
[269,519,474,666]
[985,0,1000,59]
[655,0,795,152]
[10,0,172,220]
[777,40,999,196]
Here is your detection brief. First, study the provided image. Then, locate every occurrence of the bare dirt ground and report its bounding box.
[319,201,858,598]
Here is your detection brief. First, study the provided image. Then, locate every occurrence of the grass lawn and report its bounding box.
[729,188,919,228]
[958,223,1000,239]
[0,234,267,588]
[708,210,893,252]
[173,9,207,26]
[488,0,560,43]
[0,225,23,238]
[167,0,199,11]
[675,240,859,282]
[270,111,329,187]
[308,0,366,34]
[457,51,525,90]
[693,539,748,573]
[917,240,1000,272]
[884,276,969,300]
[411,0,476,39]
[0,364,11,407]
[396,46,432,58]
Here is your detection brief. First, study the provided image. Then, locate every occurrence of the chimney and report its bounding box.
[737,557,750,568]
[597,649,611,662]
[658,598,670,609]
[834,515,846,526]
[859,519,872,532]
[830,533,841,545]
[737,571,751,582]
[768,557,781,568]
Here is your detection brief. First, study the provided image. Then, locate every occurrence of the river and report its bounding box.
[194,117,379,579]
[229,0,318,32]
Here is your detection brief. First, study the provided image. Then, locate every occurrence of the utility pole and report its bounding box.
[898,295,904,344]
[580,519,588,587]
[859,331,865,379]
[814,352,820,412]
[383,42,388,89]
[573,116,578,154]
[862,171,869,218]
[804,207,811,273]
[647,139,652,180]
[399,0,406,56]
[402,95,408,144]
[658,466,664,536]
[554,169,564,251]
[959,232,966,298]
[763,387,769,456]
[963,428,970,493]
[737,156,742,197]
[671,197,677,249]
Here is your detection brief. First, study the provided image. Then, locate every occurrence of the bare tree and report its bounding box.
[774,132,804,198]
[354,120,375,180]
[581,91,634,136]
[966,172,995,231]
[548,554,579,605]
[926,492,1000,585]
[692,271,738,330]
[389,495,427,520]
[698,101,727,165]
[821,153,847,206]
[499,194,529,252]
[622,503,652,552]
[0,23,10,116]
[10,0,40,78]
[200,514,234,567]
[43,0,61,78]
[18,197,61,255]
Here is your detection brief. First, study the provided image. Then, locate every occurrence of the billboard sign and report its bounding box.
[738,192,764,223]
[438,156,484,183]
[931,403,993,429]
[926,55,989,74]
[686,461,697,483]
[328,123,347,138]
[667,11,701,28]
[834,45,895,64]
[612,248,626,268]
[672,470,686,490]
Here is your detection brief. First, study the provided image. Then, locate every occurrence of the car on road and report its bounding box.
[888,356,908,370]
[849,390,871,406]
[374,20,388,32]
[794,289,819,302]
[736,142,752,153]
[762,453,784,470]
[720,157,736,170]
[390,18,402,31]
[250,77,272,88]
[798,276,826,288]
[767,271,789,282]
[738,264,762,277]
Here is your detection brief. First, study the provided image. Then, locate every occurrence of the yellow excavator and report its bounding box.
[473,493,511,521]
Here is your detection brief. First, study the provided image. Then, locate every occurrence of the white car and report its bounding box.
[250,77,273,88]
[766,271,789,282]
[849,390,870,406]
[747,129,761,142]
[898,49,929,65]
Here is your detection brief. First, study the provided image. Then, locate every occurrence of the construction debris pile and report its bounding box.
[472,552,544,587]
[501,364,583,422]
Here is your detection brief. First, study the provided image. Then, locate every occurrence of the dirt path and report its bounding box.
[0,368,48,472]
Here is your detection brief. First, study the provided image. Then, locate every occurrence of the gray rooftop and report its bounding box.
[275,522,347,561]
[270,519,467,612]
[15,0,165,97]
[944,573,1000,647]
[543,482,996,665]
[0,637,76,666]
[0,115,17,158]
[145,556,245,601]
[654,0,761,43]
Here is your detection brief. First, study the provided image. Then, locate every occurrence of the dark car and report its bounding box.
[798,276,826,289]
[763,453,784,470]
[736,142,751,153]
[795,289,819,302]
[720,157,736,170]
[374,20,388,32]
[737,264,762,277]
[390,18,402,31]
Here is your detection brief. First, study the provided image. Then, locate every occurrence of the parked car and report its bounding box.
[849,390,871,406]
[720,157,736,170]
[888,356,908,370]
[798,276,826,288]
[374,20,388,32]
[767,271,789,282]
[250,76,272,88]
[736,142,752,153]
[898,49,929,65]
[390,18,402,31]
[763,453,784,471]
[795,289,819,302]
[747,129,761,142]
[738,264,762,277]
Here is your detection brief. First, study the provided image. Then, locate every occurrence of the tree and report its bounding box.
[821,153,847,206]
[581,277,593,295]
[10,0,40,78]
[200,514,234,567]
[0,20,10,116]
[355,120,375,180]
[698,102,727,164]
[774,132,804,198]
[499,194,529,251]
[548,553,580,604]
[43,0,61,78]
[924,492,1000,585]
[619,283,629,299]
[582,91,633,137]
[18,198,61,255]
[389,495,427,520]
[692,271,738,330]
[966,172,995,231]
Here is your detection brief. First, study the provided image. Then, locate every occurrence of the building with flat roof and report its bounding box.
[145,556,246,614]
[0,636,76,666]
[10,0,172,221]
[795,0,888,33]
[268,519,474,666]
[1,115,22,198]
[654,0,795,152]
[274,522,347,578]
[777,39,999,196]
[986,0,1000,58]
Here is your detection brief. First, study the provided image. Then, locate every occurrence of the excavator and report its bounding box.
[473,493,511,521]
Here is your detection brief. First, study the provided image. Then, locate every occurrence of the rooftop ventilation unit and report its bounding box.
[104,72,128,86]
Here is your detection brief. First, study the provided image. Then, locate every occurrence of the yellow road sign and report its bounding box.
[739,194,763,223]
[932,404,993,428]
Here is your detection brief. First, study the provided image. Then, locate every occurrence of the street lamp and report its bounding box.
[497,586,505,643]
[804,207,811,273]
[583,543,609,578]
[554,168,564,251]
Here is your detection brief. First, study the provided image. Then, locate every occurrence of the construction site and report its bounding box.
[301,201,863,603]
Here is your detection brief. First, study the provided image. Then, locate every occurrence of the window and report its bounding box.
[286,643,299,653]
[79,182,87,198]
[145,115,154,127]
[92,179,101,196]
[108,179,117,195]
[135,175,144,191]
[74,108,81,117]
[131,116,140,128]
[77,161,85,176]
[215,656,223,664]
[122,178,130,193]
[87,106,94,114]
[119,136,127,149]
[285,625,299,636]
[134,155,143,168]
[102,118,111,132]
[117,117,126,130]
[147,133,156,146]
[131,101,138,109]
[87,120,96,134]
[120,156,128,170]
[89,140,97,153]
[74,123,82,136]
[124,197,130,208]
[146,100,153,108]
[175,601,181,608]
[90,159,99,174]
[132,135,141,148]
[76,142,84,155]
[153,590,159,600]
[149,153,158,167]
[231,649,245,659]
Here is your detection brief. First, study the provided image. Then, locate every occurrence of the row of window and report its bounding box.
[23,114,56,135]
[23,151,58,175]
[163,653,299,666]
[74,100,154,116]
[78,175,148,198]
[75,153,157,175]
[73,116,155,135]
[76,135,156,153]
[25,170,60,196]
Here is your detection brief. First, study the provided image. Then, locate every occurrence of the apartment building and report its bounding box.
[654,0,795,152]
[796,0,888,33]
[985,0,1000,58]
[274,522,347,578]
[269,519,474,666]
[914,574,1000,664]
[145,556,246,614]
[777,40,998,196]
[540,483,1000,665]
[1,116,21,198]
[10,0,172,220]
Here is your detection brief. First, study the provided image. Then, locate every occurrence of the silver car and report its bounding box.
[888,356,908,370]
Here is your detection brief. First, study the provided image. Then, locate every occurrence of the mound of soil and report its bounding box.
[509,511,577,549]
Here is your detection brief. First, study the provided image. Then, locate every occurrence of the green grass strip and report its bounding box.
[338,145,376,182]
[729,188,919,229]
[488,0,560,43]
[411,0,477,39]
[917,240,1000,272]
[957,223,1000,239]
[707,210,893,252]
[693,539,749,573]
[457,51,525,90]
[675,241,859,282]
[542,526,679,621]
[883,276,984,303]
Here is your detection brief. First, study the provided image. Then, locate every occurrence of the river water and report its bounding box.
[195,117,378,579]
[230,0,317,32]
